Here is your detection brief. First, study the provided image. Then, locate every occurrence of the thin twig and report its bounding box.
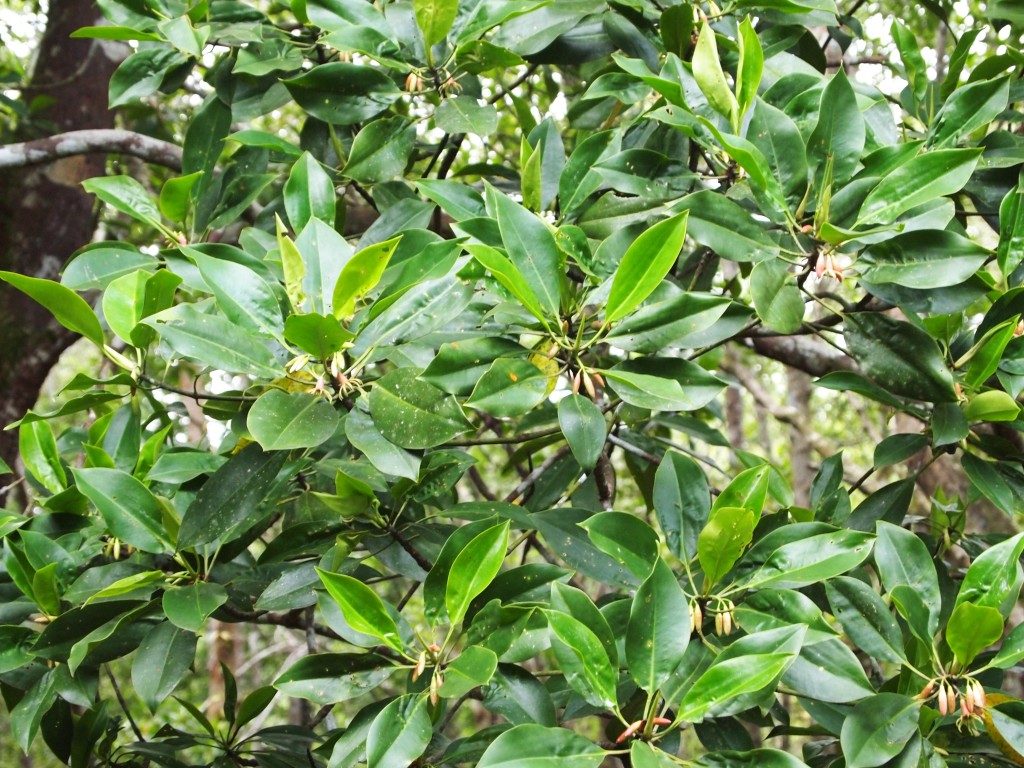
[504,445,571,503]
[138,374,258,403]
[389,526,434,572]
[106,666,144,741]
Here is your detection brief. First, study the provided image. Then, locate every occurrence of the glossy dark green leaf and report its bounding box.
[673,191,779,262]
[783,636,875,703]
[414,0,458,45]
[132,622,197,712]
[283,63,401,125]
[826,576,905,663]
[365,694,432,768]
[844,313,957,402]
[873,434,929,468]
[750,259,803,333]
[839,694,920,768]
[991,620,1024,668]
[108,48,187,108]
[185,248,284,338]
[466,358,550,417]
[489,185,565,317]
[247,390,339,451]
[606,212,688,323]
[467,243,549,324]
[144,304,281,378]
[345,117,417,184]
[581,512,659,579]
[547,609,618,708]
[483,664,556,726]
[178,444,288,548]
[435,97,499,136]
[856,230,989,288]
[346,408,420,480]
[699,506,756,591]
[73,468,171,553]
[557,394,605,470]
[748,99,808,205]
[369,368,470,449]
[273,653,394,705]
[741,530,873,589]
[604,358,725,412]
[653,450,710,560]
[855,149,983,226]
[929,77,1010,148]
[0,271,104,346]
[20,421,66,494]
[163,582,227,631]
[477,725,604,768]
[285,152,335,231]
[874,522,940,634]
[626,558,689,693]
[807,70,864,185]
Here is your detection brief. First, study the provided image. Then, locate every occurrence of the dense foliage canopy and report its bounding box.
[3,0,1024,766]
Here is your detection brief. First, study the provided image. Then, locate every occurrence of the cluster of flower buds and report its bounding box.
[571,368,604,400]
[689,600,703,634]
[814,250,844,281]
[404,71,424,93]
[713,599,738,636]
[614,717,673,744]
[921,678,986,720]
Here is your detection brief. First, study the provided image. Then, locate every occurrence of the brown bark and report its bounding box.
[0,0,119,476]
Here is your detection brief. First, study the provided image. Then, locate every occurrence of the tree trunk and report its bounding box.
[0,0,119,476]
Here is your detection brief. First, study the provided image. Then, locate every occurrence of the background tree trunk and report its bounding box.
[0,0,119,477]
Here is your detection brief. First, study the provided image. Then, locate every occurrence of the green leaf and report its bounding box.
[557,394,606,470]
[447,521,510,625]
[963,390,1021,422]
[856,230,989,289]
[283,63,401,125]
[184,247,283,338]
[678,628,805,722]
[0,271,103,346]
[807,69,864,185]
[606,212,688,323]
[489,186,566,317]
[955,530,1024,617]
[946,601,1004,667]
[345,408,420,480]
[144,304,282,379]
[159,172,202,223]
[438,646,499,698]
[247,390,339,451]
[163,582,228,631]
[581,512,660,579]
[435,97,499,136]
[178,444,288,548]
[465,358,551,418]
[346,117,417,184]
[546,610,618,708]
[466,243,549,325]
[750,259,804,333]
[414,0,458,46]
[826,576,906,664]
[714,465,771,524]
[477,725,604,768]
[692,22,738,125]
[653,451,710,560]
[274,653,394,705]
[366,695,432,768]
[108,48,186,108]
[782,637,875,703]
[741,529,874,589]
[132,622,197,712]
[929,76,1010,148]
[285,152,336,232]
[332,236,400,318]
[82,175,164,230]
[604,358,725,412]
[735,17,763,120]
[317,569,403,652]
[369,368,470,449]
[699,506,756,591]
[991,620,1024,669]
[840,694,920,768]
[284,312,351,359]
[626,558,689,693]
[844,313,957,402]
[73,468,171,553]
[874,522,940,635]
[20,421,66,494]
[673,190,779,262]
[855,149,983,226]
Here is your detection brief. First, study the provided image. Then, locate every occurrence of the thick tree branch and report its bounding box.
[745,335,857,378]
[0,129,183,171]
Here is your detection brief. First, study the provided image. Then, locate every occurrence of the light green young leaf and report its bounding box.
[606,211,688,323]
